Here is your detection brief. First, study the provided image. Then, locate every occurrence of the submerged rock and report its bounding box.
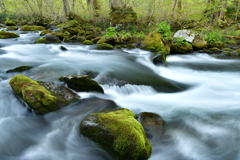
[59,75,104,93]
[9,74,79,114]
[80,108,152,160]
[6,66,32,73]
[136,112,165,141]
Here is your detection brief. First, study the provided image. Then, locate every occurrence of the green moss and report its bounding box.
[96,43,114,50]
[9,74,59,114]
[0,31,19,39]
[236,48,240,54]
[142,32,169,53]
[171,43,193,54]
[82,40,93,45]
[20,25,45,31]
[80,108,152,160]
[6,26,18,31]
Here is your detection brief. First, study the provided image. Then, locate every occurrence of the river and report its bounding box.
[0,31,240,160]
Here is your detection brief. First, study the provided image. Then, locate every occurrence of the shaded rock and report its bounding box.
[20,25,45,31]
[136,112,165,141]
[59,75,104,93]
[96,43,114,50]
[170,43,193,54]
[80,108,152,160]
[0,31,19,39]
[6,66,32,73]
[192,38,207,49]
[9,74,79,114]
[173,30,195,43]
[34,34,61,44]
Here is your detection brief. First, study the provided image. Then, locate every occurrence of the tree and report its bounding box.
[63,0,70,17]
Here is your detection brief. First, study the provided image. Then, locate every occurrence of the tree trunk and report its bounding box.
[63,0,70,17]
[0,0,6,13]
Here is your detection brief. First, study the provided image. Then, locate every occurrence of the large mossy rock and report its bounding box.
[142,32,170,55]
[34,34,61,44]
[80,108,152,160]
[9,74,79,114]
[110,6,137,25]
[59,75,104,93]
[0,31,19,39]
[20,25,45,31]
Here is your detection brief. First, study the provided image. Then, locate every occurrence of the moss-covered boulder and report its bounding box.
[80,108,152,160]
[192,38,207,49]
[20,25,46,31]
[9,74,79,114]
[4,20,15,26]
[170,43,193,54]
[209,41,226,49]
[142,32,170,54]
[34,34,61,44]
[136,112,165,141]
[0,31,19,39]
[6,66,32,73]
[6,26,18,31]
[82,40,93,45]
[59,75,104,93]
[110,6,137,25]
[96,43,114,50]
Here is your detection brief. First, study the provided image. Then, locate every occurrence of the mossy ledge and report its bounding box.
[80,108,152,160]
[9,74,79,114]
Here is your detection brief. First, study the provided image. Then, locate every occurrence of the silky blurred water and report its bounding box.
[0,32,240,160]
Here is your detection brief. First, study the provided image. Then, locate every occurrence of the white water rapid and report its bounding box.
[0,31,240,160]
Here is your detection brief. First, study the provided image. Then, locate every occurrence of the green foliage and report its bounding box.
[104,27,116,37]
[176,37,191,46]
[205,32,223,44]
[156,21,171,39]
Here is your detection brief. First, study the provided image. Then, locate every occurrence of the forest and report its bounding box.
[0,0,239,29]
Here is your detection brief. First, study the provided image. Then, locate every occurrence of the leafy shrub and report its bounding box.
[156,21,171,38]
[205,32,223,44]
[104,27,116,37]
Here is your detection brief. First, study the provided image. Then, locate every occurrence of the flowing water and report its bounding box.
[1,31,240,160]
